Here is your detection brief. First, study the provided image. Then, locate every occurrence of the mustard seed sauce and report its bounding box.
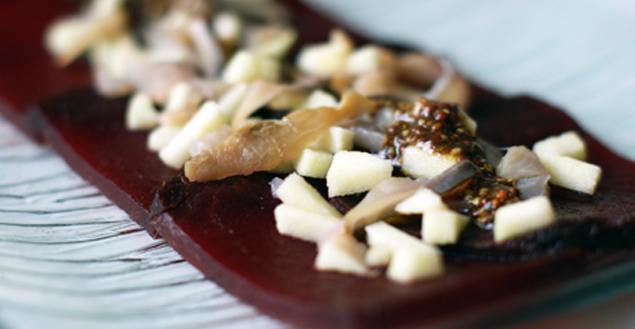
[380,98,519,227]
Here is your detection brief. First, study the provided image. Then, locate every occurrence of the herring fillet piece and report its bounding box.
[185,92,376,181]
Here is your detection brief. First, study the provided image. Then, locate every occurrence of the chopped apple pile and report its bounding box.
[48,0,605,285]
[47,0,474,174]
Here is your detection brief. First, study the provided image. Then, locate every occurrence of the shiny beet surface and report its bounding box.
[2,1,635,329]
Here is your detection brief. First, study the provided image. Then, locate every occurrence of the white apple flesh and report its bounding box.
[274,173,342,218]
[401,146,457,179]
[292,148,334,179]
[421,209,469,245]
[493,196,556,242]
[125,92,159,130]
[274,204,340,243]
[314,229,370,276]
[395,187,447,214]
[159,101,227,168]
[326,151,393,197]
[311,126,355,154]
[533,130,587,161]
[539,153,601,195]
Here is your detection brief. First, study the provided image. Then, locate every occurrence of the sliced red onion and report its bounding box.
[497,146,547,180]
[344,124,386,153]
[516,174,550,199]
[425,160,480,195]
[478,138,503,168]
[422,58,455,100]
[497,146,550,198]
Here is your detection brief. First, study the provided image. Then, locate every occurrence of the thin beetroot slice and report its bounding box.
[29,89,179,235]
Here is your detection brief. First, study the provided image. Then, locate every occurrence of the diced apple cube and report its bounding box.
[365,221,444,283]
[159,101,227,168]
[395,188,447,214]
[315,230,369,276]
[533,131,587,161]
[275,173,342,218]
[312,126,355,154]
[292,148,334,179]
[222,50,280,83]
[297,30,353,78]
[217,82,249,120]
[365,221,427,251]
[274,204,340,243]
[296,89,338,110]
[346,45,396,75]
[422,209,469,245]
[493,196,556,242]
[326,151,393,197]
[365,243,391,267]
[147,125,181,151]
[212,12,242,44]
[164,82,204,114]
[45,17,88,57]
[387,246,444,284]
[249,26,298,60]
[126,93,159,130]
[401,146,457,179]
[539,153,602,195]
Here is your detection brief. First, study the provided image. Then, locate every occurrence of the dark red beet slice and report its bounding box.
[31,89,178,235]
[148,87,635,328]
[0,0,90,133]
[2,1,635,329]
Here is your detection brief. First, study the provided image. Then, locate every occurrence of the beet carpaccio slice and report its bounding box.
[2,1,635,329]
